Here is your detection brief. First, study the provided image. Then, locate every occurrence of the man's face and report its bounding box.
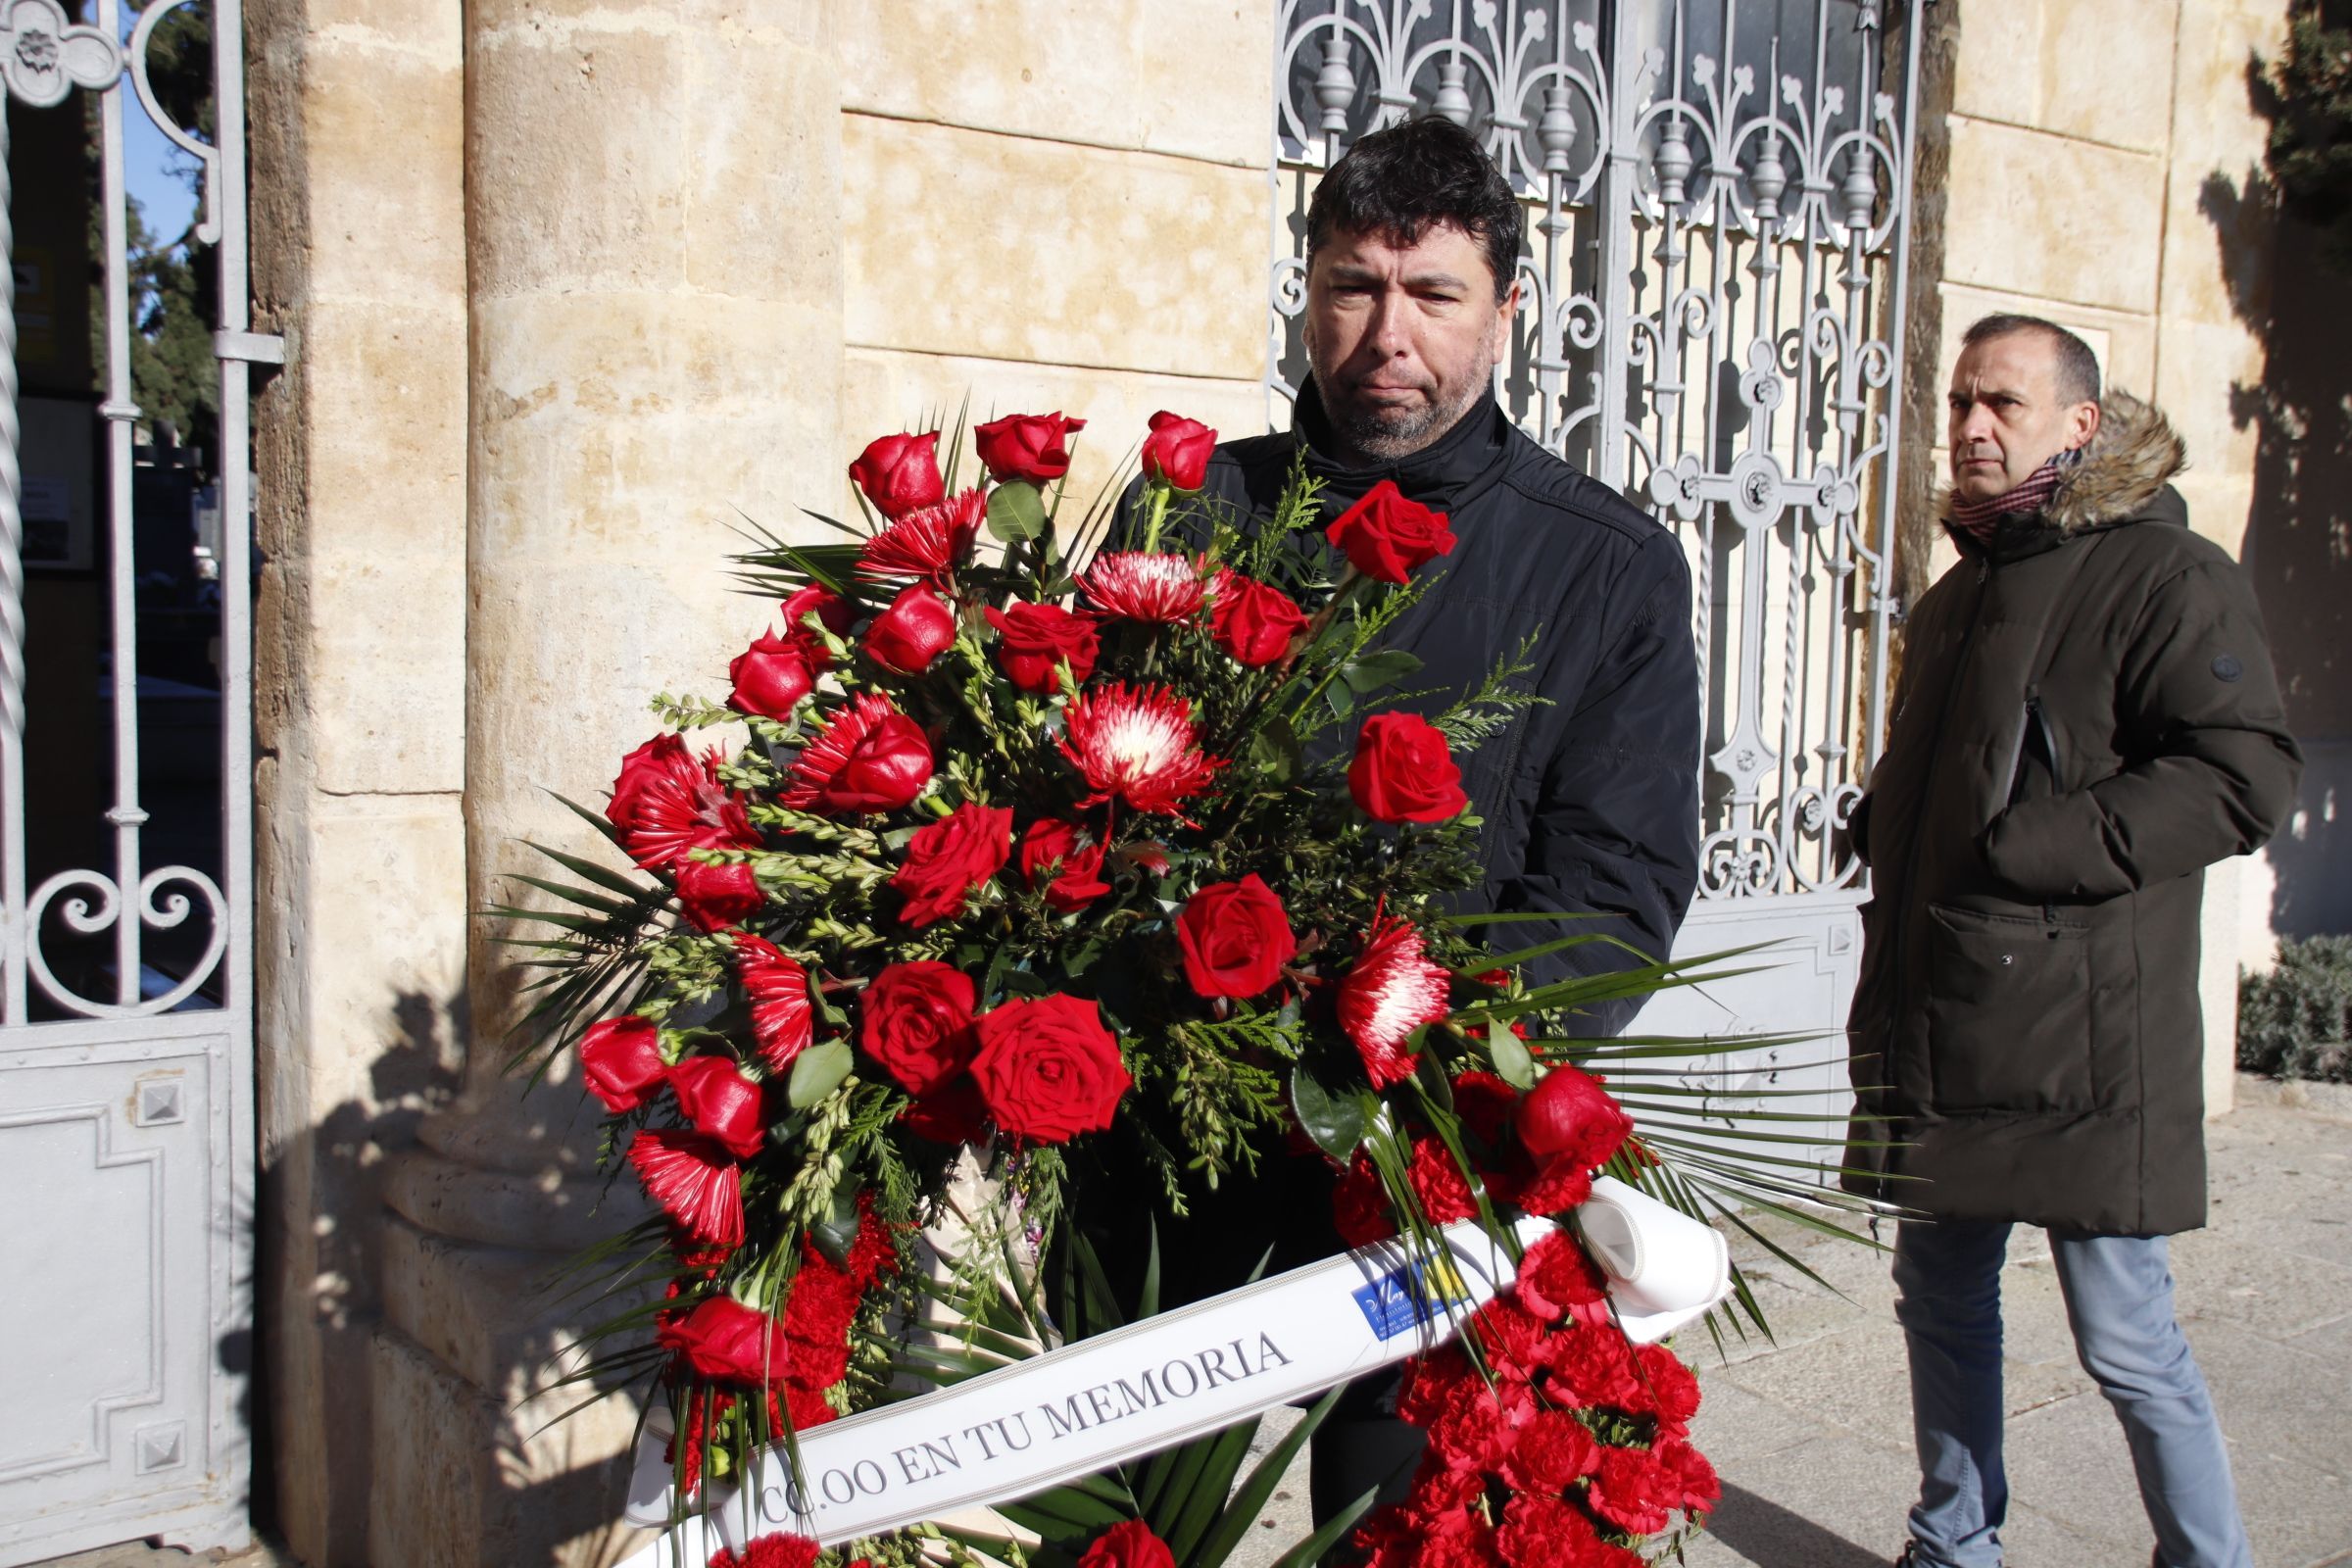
[1946,331,2101,502]
[1303,221,1517,465]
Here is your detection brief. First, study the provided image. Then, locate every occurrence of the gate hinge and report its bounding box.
[215,330,287,366]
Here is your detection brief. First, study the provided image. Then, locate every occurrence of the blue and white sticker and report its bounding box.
[1350,1256,1469,1340]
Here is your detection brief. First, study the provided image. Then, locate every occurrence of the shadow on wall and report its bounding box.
[255,986,651,1567]
[2198,56,2352,943]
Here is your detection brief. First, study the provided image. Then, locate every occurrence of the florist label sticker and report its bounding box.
[1351,1256,1471,1340]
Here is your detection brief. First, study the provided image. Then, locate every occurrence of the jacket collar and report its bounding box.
[1290,376,1515,519]
[1939,390,2187,562]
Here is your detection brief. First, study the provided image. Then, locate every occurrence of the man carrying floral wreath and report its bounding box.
[1118,113,1704,1531]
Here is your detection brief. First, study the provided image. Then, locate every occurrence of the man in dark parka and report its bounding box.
[1846,315,2301,1568]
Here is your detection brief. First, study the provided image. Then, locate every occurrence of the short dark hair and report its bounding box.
[1961,313,2102,406]
[1306,117,1523,300]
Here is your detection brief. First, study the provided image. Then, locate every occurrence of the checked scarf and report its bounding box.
[1949,446,2081,545]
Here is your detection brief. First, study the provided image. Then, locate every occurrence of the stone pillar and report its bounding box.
[248,2,470,1562]
[368,4,848,1565]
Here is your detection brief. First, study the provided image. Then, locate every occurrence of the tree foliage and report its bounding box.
[2264,5,2352,270]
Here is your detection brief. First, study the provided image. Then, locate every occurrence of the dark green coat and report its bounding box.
[1843,395,2302,1235]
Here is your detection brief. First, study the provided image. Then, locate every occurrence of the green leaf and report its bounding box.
[987,480,1049,543]
[1243,715,1303,784]
[786,1040,853,1107]
[1340,648,1423,694]
[1490,1016,1537,1090]
[1290,1065,1368,1163]
[808,1184,861,1267]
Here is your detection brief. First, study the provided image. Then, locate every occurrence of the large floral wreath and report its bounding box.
[514,407,1838,1568]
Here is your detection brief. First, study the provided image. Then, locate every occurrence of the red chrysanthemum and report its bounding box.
[777,692,935,814]
[858,487,985,581]
[733,933,812,1073]
[706,1534,820,1568]
[628,1130,744,1249]
[1336,914,1453,1088]
[1057,682,1222,815]
[1077,551,1208,623]
[608,734,760,871]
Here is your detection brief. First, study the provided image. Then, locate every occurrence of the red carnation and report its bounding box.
[1545,1319,1642,1407]
[859,960,977,1098]
[1019,818,1111,912]
[1059,682,1222,815]
[1587,1445,1675,1536]
[891,803,1013,927]
[1502,1408,1602,1493]
[580,1016,665,1113]
[974,412,1085,484]
[676,858,763,932]
[608,734,760,871]
[1174,874,1295,999]
[1653,1437,1720,1514]
[706,1533,821,1568]
[985,600,1100,695]
[1495,1494,1602,1567]
[1140,412,1216,492]
[1326,478,1456,583]
[1209,570,1307,666]
[1078,551,1208,623]
[1331,1152,1396,1247]
[778,693,934,814]
[733,934,812,1073]
[866,584,958,674]
[1077,1519,1174,1568]
[659,1295,788,1386]
[667,1055,766,1159]
[1336,913,1453,1088]
[1514,1225,1609,1320]
[848,430,945,519]
[1348,711,1469,823]
[1634,1342,1704,1434]
[970,993,1132,1143]
[859,488,984,581]
[1407,1136,1480,1226]
[629,1130,744,1249]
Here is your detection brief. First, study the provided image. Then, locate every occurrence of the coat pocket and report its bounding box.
[1922,901,2094,1112]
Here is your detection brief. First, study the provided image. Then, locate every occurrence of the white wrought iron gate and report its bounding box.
[1270,0,1922,1160]
[0,1,268,1558]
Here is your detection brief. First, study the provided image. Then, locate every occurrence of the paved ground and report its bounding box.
[41,1076,2352,1568]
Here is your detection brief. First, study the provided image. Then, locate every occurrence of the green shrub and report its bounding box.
[2239,935,2352,1081]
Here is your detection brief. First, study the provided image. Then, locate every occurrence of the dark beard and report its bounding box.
[1321,368,1494,466]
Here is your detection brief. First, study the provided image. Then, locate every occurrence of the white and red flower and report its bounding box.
[628,1129,744,1249]
[1057,682,1222,815]
[858,488,985,581]
[1077,551,1208,623]
[608,734,760,872]
[1336,913,1454,1088]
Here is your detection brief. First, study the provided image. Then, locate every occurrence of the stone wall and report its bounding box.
[1923,0,2299,1112]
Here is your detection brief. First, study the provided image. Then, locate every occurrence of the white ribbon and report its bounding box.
[615,1178,1727,1562]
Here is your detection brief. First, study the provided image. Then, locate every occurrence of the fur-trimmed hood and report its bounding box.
[1939,389,2186,535]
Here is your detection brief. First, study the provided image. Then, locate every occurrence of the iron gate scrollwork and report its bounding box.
[1269,0,1919,909]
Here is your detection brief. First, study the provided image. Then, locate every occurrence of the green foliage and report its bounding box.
[2239,935,2352,1081]
[2264,8,2352,270]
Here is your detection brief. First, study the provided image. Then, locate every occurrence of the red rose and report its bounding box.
[866,585,958,675]
[1348,711,1469,823]
[1517,1062,1632,1173]
[1174,874,1296,999]
[1140,411,1216,491]
[676,858,763,932]
[778,693,934,814]
[1019,818,1110,912]
[848,430,946,519]
[891,803,1012,927]
[667,1055,766,1159]
[1326,479,1457,583]
[1587,1445,1674,1536]
[985,601,1100,694]
[859,960,978,1097]
[608,734,758,870]
[778,583,856,644]
[899,1075,989,1144]
[728,632,820,719]
[974,411,1086,483]
[580,1016,665,1112]
[1076,1520,1174,1568]
[970,993,1132,1143]
[1209,570,1307,666]
[657,1296,788,1385]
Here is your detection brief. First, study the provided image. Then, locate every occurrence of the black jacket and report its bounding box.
[1172,380,1702,1035]
[1844,394,2302,1234]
